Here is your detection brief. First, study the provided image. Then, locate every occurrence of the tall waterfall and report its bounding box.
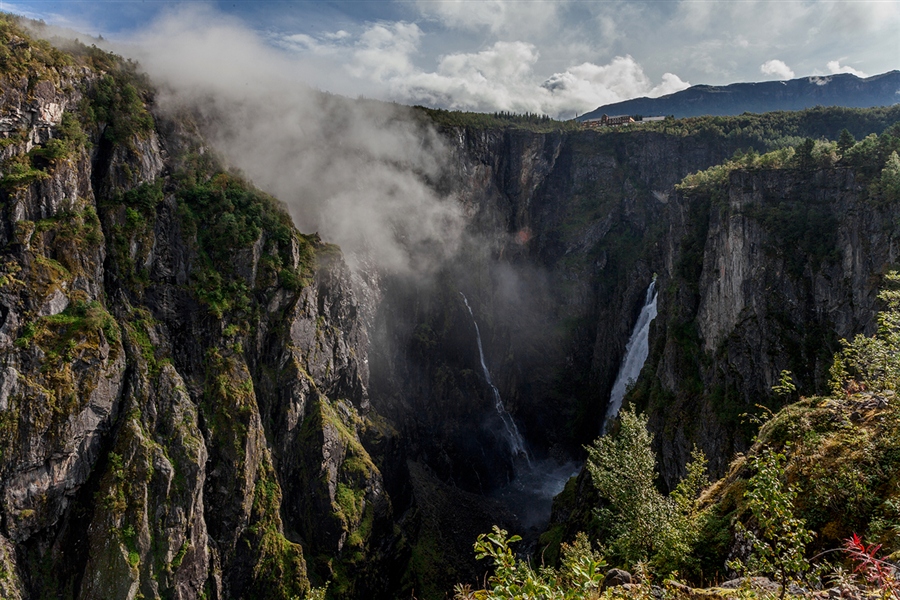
[460,293,530,463]
[603,280,659,433]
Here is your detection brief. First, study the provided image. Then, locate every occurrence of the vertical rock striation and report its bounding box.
[0,19,388,599]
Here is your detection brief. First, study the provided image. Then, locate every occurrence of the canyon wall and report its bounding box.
[2,19,899,599]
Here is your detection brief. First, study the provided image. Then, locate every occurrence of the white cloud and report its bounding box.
[414,0,563,36]
[124,7,464,275]
[349,21,422,80]
[760,59,795,80]
[650,73,691,97]
[267,20,692,118]
[827,60,868,78]
[355,43,689,117]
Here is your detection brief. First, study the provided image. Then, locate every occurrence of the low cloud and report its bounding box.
[827,60,868,78]
[128,8,463,275]
[275,23,690,118]
[394,48,689,117]
[760,59,795,80]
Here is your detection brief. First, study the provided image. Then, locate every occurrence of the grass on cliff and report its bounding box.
[174,167,318,317]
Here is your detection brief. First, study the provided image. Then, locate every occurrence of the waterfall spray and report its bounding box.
[602,280,659,433]
[459,293,531,464]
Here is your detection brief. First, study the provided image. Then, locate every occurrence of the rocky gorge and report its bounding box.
[0,15,899,599]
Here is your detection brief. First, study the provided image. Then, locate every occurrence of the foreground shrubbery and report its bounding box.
[460,273,900,598]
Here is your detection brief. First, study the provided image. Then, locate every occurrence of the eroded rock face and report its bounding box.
[648,166,900,486]
[0,26,387,600]
[2,21,897,600]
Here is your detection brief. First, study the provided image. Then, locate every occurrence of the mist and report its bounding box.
[118,9,580,522]
[124,7,464,275]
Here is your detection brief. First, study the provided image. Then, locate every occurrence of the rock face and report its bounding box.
[2,17,899,600]
[0,20,389,600]
[369,127,740,492]
[645,164,900,486]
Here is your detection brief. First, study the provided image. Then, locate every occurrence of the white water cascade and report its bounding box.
[459,293,531,464]
[602,280,659,433]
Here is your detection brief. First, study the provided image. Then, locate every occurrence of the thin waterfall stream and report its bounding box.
[460,292,530,464]
[457,281,657,536]
[460,292,577,535]
[603,280,659,432]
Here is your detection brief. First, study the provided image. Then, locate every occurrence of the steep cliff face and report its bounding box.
[640,163,900,486]
[3,17,899,600]
[411,123,900,571]
[368,125,752,488]
[0,19,389,599]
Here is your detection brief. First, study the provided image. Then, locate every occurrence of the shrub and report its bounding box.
[830,271,900,394]
[585,406,708,575]
[454,526,606,600]
[728,445,814,598]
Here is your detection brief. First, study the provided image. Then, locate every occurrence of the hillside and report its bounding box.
[1,13,900,600]
[580,70,900,120]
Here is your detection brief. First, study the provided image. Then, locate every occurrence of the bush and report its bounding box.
[830,271,900,394]
[454,526,606,600]
[585,406,708,575]
[728,446,814,598]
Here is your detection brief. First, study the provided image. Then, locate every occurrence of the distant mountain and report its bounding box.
[579,70,900,120]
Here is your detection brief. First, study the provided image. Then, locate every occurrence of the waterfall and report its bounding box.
[459,293,530,464]
[603,280,659,433]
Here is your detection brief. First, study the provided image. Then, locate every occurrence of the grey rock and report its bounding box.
[602,568,632,590]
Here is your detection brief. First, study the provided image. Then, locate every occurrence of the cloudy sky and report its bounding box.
[7,0,900,118]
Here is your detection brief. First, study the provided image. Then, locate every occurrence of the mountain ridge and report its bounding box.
[580,70,900,120]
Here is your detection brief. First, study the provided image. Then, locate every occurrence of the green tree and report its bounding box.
[729,446,814,599]
[794,138,816,170]
[837,128,855,157]
[830,271,900,394]
[771,370,797,401]
[586,406,666,565]
[878,150,900,202]
[585,407,708,574]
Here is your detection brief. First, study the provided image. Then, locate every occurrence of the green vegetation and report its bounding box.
[0,153,50,189]
[245,461,310,600]
[415,107,580,133]
[454,527,606,600]
[728,447,814,598]
[16,299,119,359]
[677,124,900,199]
[175,171,317,317]
[33,113,90,163]
[586,407,708,576]
[830,272,900,394]
[418,104,900,143]
[875,150,900,203]
[465,273,900,598]
[83,66,154,145]
[122,307,165,376]
[634,105,900,151]
[0,112,90,190]
[0,14,71,81]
